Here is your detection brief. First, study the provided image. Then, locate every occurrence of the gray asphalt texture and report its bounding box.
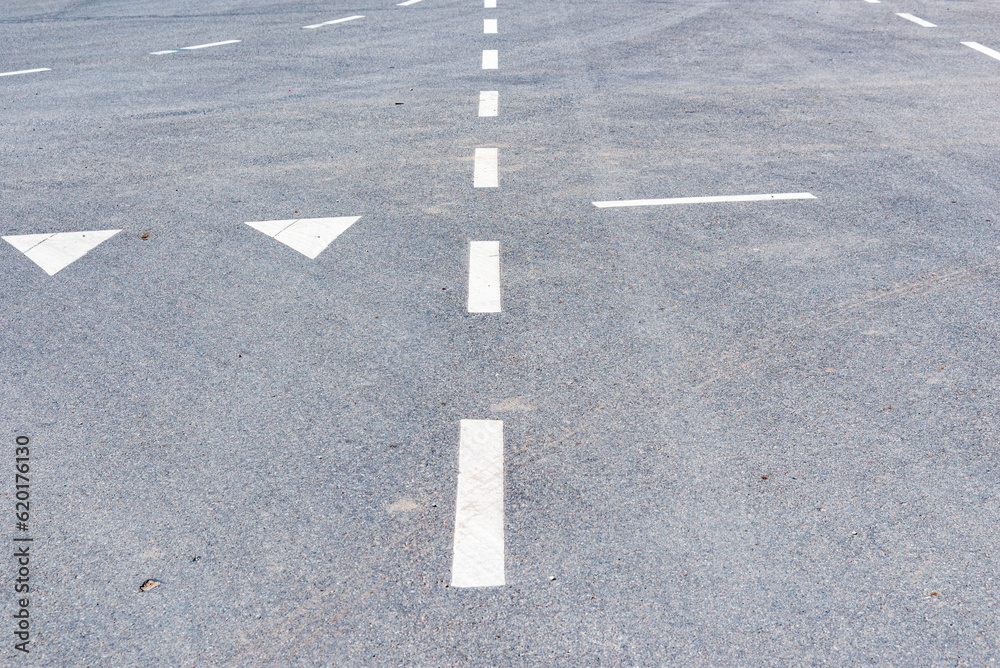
[2,0,999,664]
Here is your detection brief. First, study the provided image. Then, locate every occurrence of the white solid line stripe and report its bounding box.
[962,41,1000,61]
[451,419,505,588]
[478,90,498,117]
[397,0,422,5]
[468,241,501,313]
[150,50,179,55]
[181,39,241,50]
[593,192,816,208]
[896,13,936,27]
[0,68,51,77]
[482,49,498,69]
[303,15,364,29]
[485,0,496,6]
[473,148,498,188]
[484,19,497,34]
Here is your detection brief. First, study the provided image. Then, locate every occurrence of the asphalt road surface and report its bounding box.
[2,0,999,664]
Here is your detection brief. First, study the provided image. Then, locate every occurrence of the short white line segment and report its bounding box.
[151,39,241,55]
[482,49,498,70]
[485,0,496,6]
[962,41,1000,62]
[863,0,880,4]
[245,216,359,258]
[592,192,816,208]
[468,241,501,313]
[397,0,422,5]
[896,13,936,27]
[478,91,499,117]
[0,68,51,77]
[3,230,121,275]
[303,15,364,29]
[473,148,499,188]
[484,19,497,34]
[451,419,505,588]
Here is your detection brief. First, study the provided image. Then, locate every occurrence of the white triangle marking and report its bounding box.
[245,216,360,259]
[3,230,122,275]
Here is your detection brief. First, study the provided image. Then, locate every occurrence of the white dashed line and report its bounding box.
[592,192,816,208]
[151,39,241,55]
[3,230,121,276]
[896,13,936,27]
[962,41,1000,62]
[484,19,497,34]
[397,0,423,5]
[451,419,505,588]
[482,49,498,69]
[245,216,360,258]
[485,0,496,7]
[478,90,499,117]
[303,15,364,29]
[0,68,51,77]
[468,241,501,313]
[863,0,880,3]
[473,148,499,188]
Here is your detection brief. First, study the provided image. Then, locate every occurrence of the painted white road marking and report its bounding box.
[245,216,359,259]
[962,41,1000,61]
[3,230,121,276]
[397,0,422,5]
[485,0,496,6]
[303,15,364,29]
[478,90,499,117]
[863,0,880,3]
[468,241,501,313]
[482,49,498,69]
[896,13,936,27]
[473,148,499,188]
[484,19,497,34]
[0,68,51,77]
[451,419,505,588]
[593,192,816,208]
[151,39,241,55]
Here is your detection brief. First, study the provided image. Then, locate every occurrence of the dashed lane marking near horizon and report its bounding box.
[303,15,364,29]
[484,19,497,34]
[863,0,880,3]
[245,216,360,259]
[397,0,423,5]
[962,41,1000,62]
[482,49,498,69]
[485,0,497,6]
[478,91,499,117]
[151,39,241,55]
[473,148,499,188]
[468,241,501,313]
[592,192,816,208]
[3,230,121,276]
[451,419,505,588]
[0,68,51,77]
[896,13,936,27]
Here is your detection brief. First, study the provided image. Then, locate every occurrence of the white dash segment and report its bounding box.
[397,0,423,5]
[485,0,496,6]
[181,39,242,50]
[303,15,364,29]
[484,19,497,34]
[0,68,51,77]
[468,241,501,313]
[473,148,498,188]
[482,49,498,70]
[245,216,359,259]
[478,90,499,117]
[3,230,121,276]
[592,192,816,208]
[962,41,1000,62]
[896,13,936,27]
[451,419,505,588]
[863,0,880,3]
